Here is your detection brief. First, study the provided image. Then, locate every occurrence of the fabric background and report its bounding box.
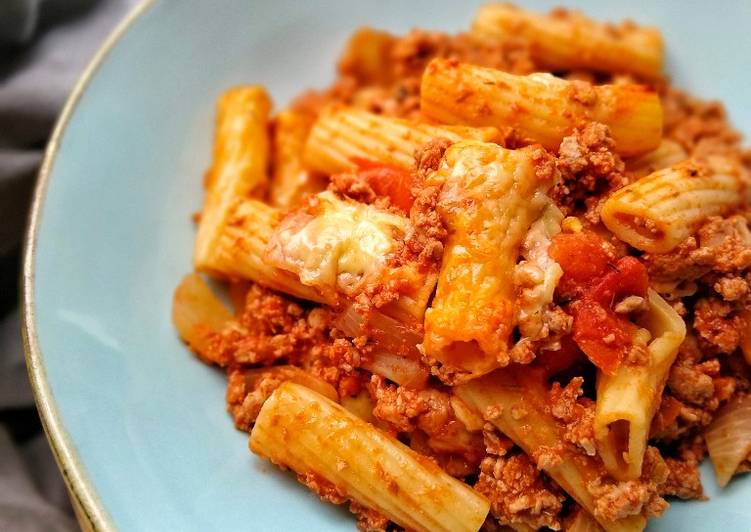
[0,1,138,529]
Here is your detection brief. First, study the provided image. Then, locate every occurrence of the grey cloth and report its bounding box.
[0,0,139,530]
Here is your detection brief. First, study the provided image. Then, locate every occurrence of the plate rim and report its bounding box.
[20,1,156,530]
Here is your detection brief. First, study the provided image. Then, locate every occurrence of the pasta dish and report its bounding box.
[171,5,751,531]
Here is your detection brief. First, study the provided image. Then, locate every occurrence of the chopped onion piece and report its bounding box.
[362,352,429,389]
[334,303,423,359]
[172,273,233,360]
[705,394,751,487]
[334,303,428,387]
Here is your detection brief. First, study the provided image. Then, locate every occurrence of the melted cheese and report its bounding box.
[268,191,408,295]
[514,202,564,339]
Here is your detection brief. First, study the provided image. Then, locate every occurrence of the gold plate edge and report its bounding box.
[21,1,157,530]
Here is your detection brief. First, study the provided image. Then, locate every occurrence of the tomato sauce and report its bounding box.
[551,231,650,374]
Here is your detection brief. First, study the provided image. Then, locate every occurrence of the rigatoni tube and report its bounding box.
[422,141,555,383]
[594,290,686,481]
[204,198,325,302]
[269,109,327,208]
[303,105,501,175]
[250,382,490,532]
[195,86,271,270]
[420,59,662,157]
[601,158,748,253]
[337,27,397,85]
[471,4,663,79]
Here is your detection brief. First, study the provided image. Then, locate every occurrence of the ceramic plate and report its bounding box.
[23,0,751,530]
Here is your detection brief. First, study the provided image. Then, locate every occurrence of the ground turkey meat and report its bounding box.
[552,123,628,223]
[661,457,705,500]
[587,447,668,522]
[548,377,596,455]
[693,298,746,355]
[645,215,751,286]
[204,284,330,367]
[415,137,453,179]
[475,453,564,530]
[226,368,287,431]
[368,375,451,433]
[644,215,751,355]
[654,337,737,443]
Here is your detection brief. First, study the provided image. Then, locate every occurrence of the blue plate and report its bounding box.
[23,0,751,530]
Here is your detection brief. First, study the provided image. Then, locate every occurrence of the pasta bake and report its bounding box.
[172,4,751,531]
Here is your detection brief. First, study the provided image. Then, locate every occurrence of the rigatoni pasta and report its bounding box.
[471,4,663,79]
[194,86,271,271]
[594,290,686,481]
[601,158,748,253]
[421,140,555,382]
[172,272,233,362]
[338,27,396,85]
[420,58,662,156]
[303,105,501,175]
[172,4,751,531]
[269,108,327,207]
[201,197,325,301]
[250,383,490,532]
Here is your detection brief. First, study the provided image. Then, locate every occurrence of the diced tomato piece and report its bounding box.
[533,335,586,376]
[552,234,651,375]
[587,256,649,308]
[549,232,614,298]
[570,299,639,375]
[351,158,415,213]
